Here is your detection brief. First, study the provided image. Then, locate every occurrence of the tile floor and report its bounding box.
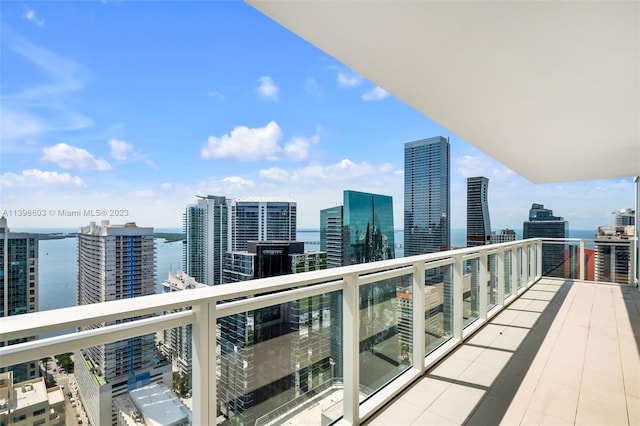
[366,279,640,425]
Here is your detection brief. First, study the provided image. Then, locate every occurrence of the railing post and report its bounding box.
[512,246,519,292]
[453,254,463,340]
[191,301,214,426]
[497,247,505,306]
[342,272,360,424]
[537,240,543,279]
[579,240,586,282]
[479,251,488,321]
[629,239,636,286]
[412,261,426,374]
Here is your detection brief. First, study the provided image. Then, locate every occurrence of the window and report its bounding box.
[33,408,46,416]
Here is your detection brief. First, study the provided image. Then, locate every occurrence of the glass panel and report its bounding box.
[218,292,336,426]
[463,258,480,328]
[425,263,453,354]
[359,276,407,398]
[504,249,513,297]
[487,253,498,310]
[594,241,632,284]
[540,241,569,278]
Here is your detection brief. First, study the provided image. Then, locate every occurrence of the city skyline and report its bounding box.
[1,2,635,231]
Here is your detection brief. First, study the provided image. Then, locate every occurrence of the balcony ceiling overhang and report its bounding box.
[247,1,639,184]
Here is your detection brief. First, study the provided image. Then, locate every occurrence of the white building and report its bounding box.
[0,371,65,426]
[114,383,191,426]
[160,271,206,376]
[490,228,517,244]
[75,221,171,426]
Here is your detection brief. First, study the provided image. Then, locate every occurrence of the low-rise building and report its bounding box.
[0,371,65,426]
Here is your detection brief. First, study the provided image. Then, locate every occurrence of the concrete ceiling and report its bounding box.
[247,1,639,184]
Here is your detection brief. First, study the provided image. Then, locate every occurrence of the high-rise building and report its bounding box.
[320,190,397,381]
[220,241,329,425]
[404,136,450,256]
[227,197,296,252]
[183,195,227,286]
[0,217,39,382]
[523,204,569,277]
[160,271,206,377]
[320,190,395,267]
[320,206,344,269]
[490,228,517,244]
[74,221,171,426]
[613,208,635,227]
[467,176,492,247]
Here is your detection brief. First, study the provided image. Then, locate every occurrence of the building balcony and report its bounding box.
[1,238,638,425]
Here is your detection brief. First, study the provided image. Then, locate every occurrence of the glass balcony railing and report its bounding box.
[1,237,636,425]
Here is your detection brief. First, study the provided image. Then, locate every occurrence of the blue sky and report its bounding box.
[0,1,635,231]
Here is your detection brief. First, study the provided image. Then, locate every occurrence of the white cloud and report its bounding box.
[0,169,83,187]
[43,143,111,171]
[145,160,159,170]
[202,121,283,161]
[23,6,44,26]
[208,90,224,99]
[305,78,322,96]
[160,182,172,190]
[108,139,133,160]
[255,76,279,101]
[134,190,155,198]
[222,176,255,189]
[337,72,362,88]
[284,131,320,161]
[260,158,398,185]
[361,86,390,101]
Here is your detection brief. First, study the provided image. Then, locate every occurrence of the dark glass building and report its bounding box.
[404,137,450,255]
[523,203,569,277]
[467,176,492,247]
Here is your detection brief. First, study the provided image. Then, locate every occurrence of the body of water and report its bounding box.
[36,228,599,313]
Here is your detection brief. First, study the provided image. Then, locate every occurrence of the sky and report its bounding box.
[0,1,635,232]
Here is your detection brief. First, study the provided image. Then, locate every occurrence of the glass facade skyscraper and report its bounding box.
[183,195,227,286]
[467,176,492,247]
[227,198,296,252]
[404,136,450,255]
[0,217,39,382]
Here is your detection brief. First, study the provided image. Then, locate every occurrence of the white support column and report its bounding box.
[453,254,463,340]
[412,262,426,374]
[342,272,360,424]
[579,240,586,282]
[524,243,531,287]
[497,247,505,306]
[191,301,211,426]
[479,252,488,320]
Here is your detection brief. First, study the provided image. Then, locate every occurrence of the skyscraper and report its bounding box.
[183,195,227,286]
[467,176,492,247]
[320,191,395,267]
[74,221,171,426]
[404,136,450,256]
[227,197,296,252]
[160,271,207,377]
[320,190,397,381]
[0,217,39,382]
[523,204,569,277]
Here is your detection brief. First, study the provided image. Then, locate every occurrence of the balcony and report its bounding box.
[1,238,638,425]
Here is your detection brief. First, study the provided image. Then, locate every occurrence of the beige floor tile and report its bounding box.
[428,356,472,380]
[627,394,640,426]
[579,368,625,398]
[427,383,486,424]
[488,325,530,351]
[398,376,450,409]
[525,383,580,423]
[365,398,425,426]
[576,388,629,426]
[509,310,542,328]
[518,407,575,426]
[457,360,501,388]
[466,395,511,426]
[446,344,485,362]
[412,409,460,426]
